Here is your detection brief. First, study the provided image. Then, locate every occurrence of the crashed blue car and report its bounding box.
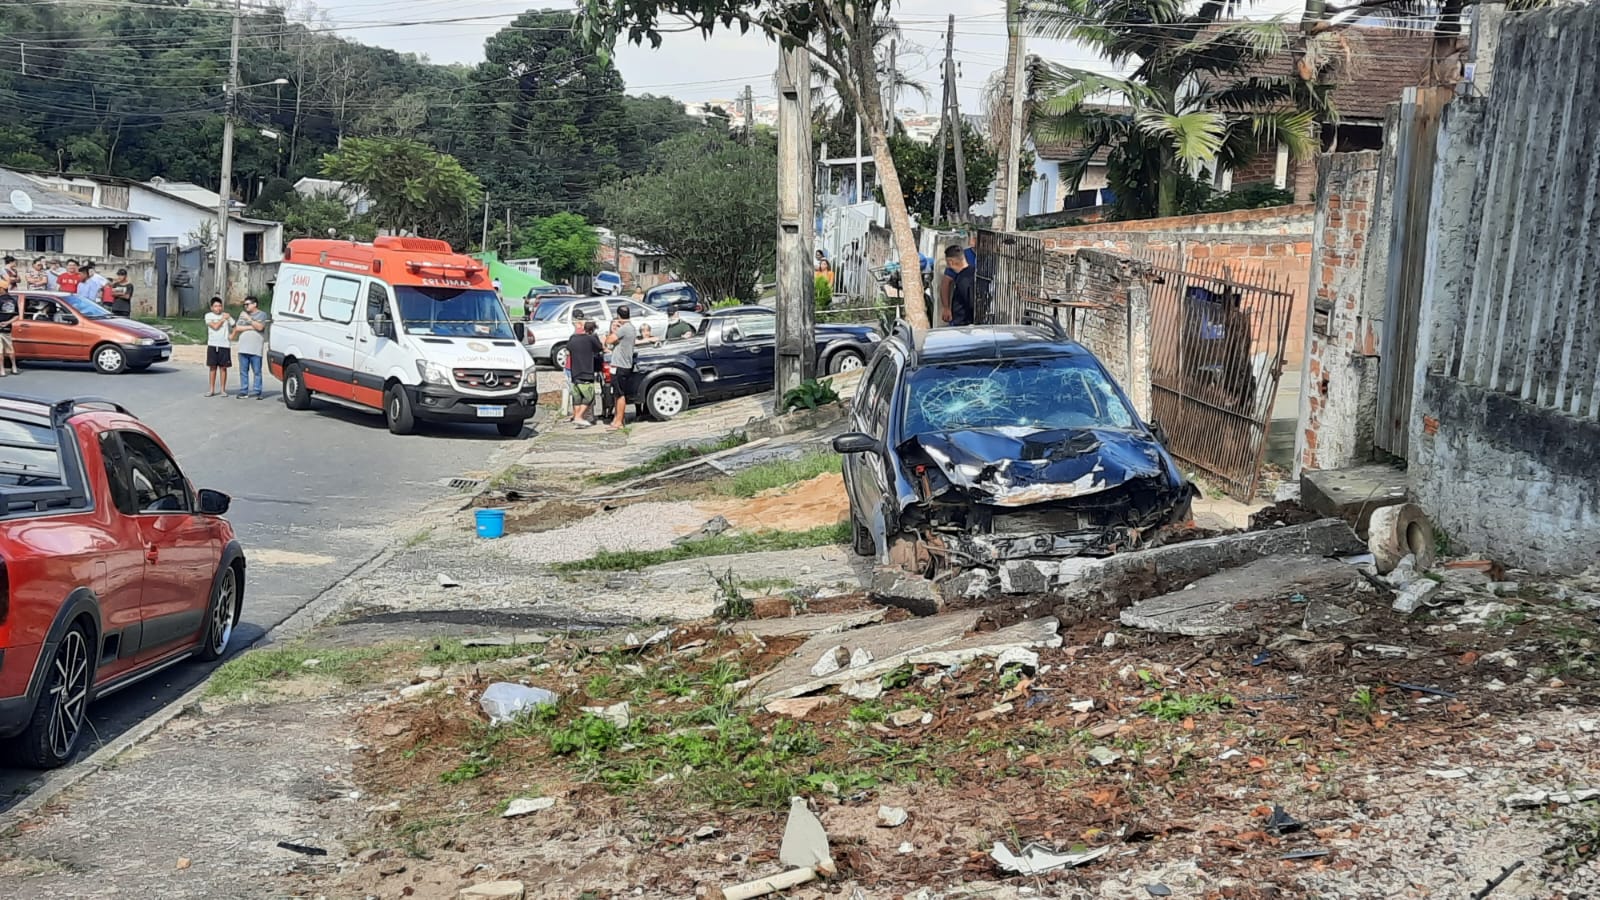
[833,321,1196,572]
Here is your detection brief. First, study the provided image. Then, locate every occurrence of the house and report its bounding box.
[596,228,674,293]
[0,168,148,257]
[27,173,285,263]
[293,177,371,217]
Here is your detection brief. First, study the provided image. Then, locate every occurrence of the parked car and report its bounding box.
[525,284,574,302]
[6,291,173,374]
[524,297,702,369]
[832,321,1194,571]
[592,271,623,296]
[632,306,879,420]
[642,281,706,314]
[0,396,244,768]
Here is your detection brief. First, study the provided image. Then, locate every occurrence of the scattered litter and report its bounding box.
[989,841,1109,875]
[1088,747,1123,767]
[301,657,321,669]
[694,825,720,840]
[1281,849,1330,861]
[276,841,328,857]
[1469,860,1525,900]
[995,646,1039,674]
[479,683,558,724]
[1502,788,1600,809]
[778,797,833,871]
[897,841,915,855]
[579,701,632,729]
[809,646,849,677]
[765,697,831,719]
[1102,632,1124,649]
[877,805,909,828]
[1392,578,1441,613]
[706,867,819,900]
[1090,722,1120,738]
[1357,644,1417,660]
[889,709,927,728]
[1388,681,1457,699]
[1265,805,1303,836]
[437,573,460,588]
[461,633,549,648]
[1250,650,1271,666]
[1145,886,1172,898]
[1218,748,1244,761]
[840,680,882,701]
[623,627,674,649]
[1068,699,1095,714]
[398,681,436,700]
[459,881,526,900]
[502,797,556,818]
[1427,768,1472,779]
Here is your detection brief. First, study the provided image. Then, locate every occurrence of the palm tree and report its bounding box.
[1025,0,1334,219]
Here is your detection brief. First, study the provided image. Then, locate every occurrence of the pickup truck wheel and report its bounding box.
[645,379,689,420]
[283,363,313,410]
[496,420,525,438]
[828,348,865,375]
[385,384,416,435]
[8,624,92,769]
[552,343,570,369]
[850,510,875,557]
[92,343,127,374]
[197,564,240,662]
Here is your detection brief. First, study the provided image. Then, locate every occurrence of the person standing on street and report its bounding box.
[25,258,47,290]
[604,304,637,431]
[0,280,19,377]
[941,244,976,327]
[44,259,62,291]
[231,297,269,399]
[55,259,83,296]
[2,257,17,286]
[109,269,134,316]
[568,319,606,428]
[203,296,233,397]
[78,262,108,304]
[560,309,588,422]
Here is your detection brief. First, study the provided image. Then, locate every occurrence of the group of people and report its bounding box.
[559,305,696,430]
[201,296,271,399]
[1,256,136,317]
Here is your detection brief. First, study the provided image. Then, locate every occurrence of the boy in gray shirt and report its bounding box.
[604,305,637,430]
[231,297,271,398]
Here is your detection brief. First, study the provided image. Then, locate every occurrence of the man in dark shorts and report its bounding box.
[942,244,976,327]
[604,304,637,430]
[568,319,606,428]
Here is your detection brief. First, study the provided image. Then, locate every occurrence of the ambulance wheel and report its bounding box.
[385,384,416,435]
[283,363,313,410]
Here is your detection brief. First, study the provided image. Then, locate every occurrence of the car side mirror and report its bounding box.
[59,314,78,325]
[1150,420,1170,446]
[373,315,395,339]
[197,488,231,516]
[832,432,878,454]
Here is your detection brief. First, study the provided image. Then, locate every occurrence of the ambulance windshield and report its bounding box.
[394,287,515,339]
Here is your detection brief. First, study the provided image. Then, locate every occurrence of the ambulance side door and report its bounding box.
[351,279,398,409]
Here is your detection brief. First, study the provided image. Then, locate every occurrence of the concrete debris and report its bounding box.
[1069,699,1095,714]
[809,646,849,678]
[623,627,675,649]
[479,683,558,724]
[870,568,943,616]
[1490,581,1522,596]
[1274,638,1347,673]
[1304,599,1364,631]
[461,633,550,648]
[998,559,1051,594]
[1382,554,1419,588]
[1218,748,1244,761]
[1392,579,1442,614]
[579,701,632,729]
[1090,722,1121,738]
[732,609,886,639]
[437,573,461,588]
[1088,747,1123,767]
[1427,768,1473,779]
[399,681,436,700]
[301,658,321,669]
[877,805,909,828]
[1355,643,1419,660]
[1301,464,1408,536]
[1120,555,1361,636]
[1503,788,1600,809]
[1101,632,1124,649]
[673,515,731,545]
[849,647,874,669]
[778,797,833,871]
[501,797,557,818]
[1368,503,1437,574]
[994,647,1039,674]
[694,825,720,840]
[417,666,444,680]
[459,881,526,900]
[1145,885,1173,898]
[990,841,1109,875]
[898,841,915,855]
[839,680,883,701]
[889,709,927,728]
[940,568,992,602]
[764,697,832,718]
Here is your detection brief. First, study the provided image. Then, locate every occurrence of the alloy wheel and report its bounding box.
[48,630,90,761]
[211,567,237,655]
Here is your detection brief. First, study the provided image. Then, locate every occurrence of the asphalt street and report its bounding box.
[0,356,534,805]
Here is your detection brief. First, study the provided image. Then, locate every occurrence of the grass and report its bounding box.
[722,451,837,498]
[589,433,748,485]
[549,522,851,573]
[136,315,208,344]
[206,645,392,698]
[423,639,545,666]
[1137,690,1236,723]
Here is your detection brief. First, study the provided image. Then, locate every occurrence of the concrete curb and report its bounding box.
[0,464,506,833]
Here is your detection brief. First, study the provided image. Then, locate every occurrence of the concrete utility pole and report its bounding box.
[1000,1,1028,232]
[480,194,490,251]
[884,39,897,135]
[932,42,949,221]
[774,43,815,400]
[740,84,754,141]
[217,0,241,302]
[947,16,970,218]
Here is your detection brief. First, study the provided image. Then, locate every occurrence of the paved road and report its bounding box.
[0,357,534,804]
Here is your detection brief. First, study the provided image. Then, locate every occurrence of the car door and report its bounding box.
[11,296,78,360]
[314,274,362,400]
[351,280,394,410]
[116,430,221,661]
[715,312,777,392]
[91,432,155,675]
[846,355,899,551]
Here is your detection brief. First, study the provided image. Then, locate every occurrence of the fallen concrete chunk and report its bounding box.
[732,609,886,638]
[849,647,874,669]
[840,680,882,701]
[1303,599,1363,631]
[1120,555,1361,636]
[779,797,833,871]
[764,697,832,718]
[1301,464,1409,535]
[870,568,943,616]
[1088,747,1122,767]
[877,805,909,828]
[1368,503,1436,574]
[399,681,436,700]
[998,560,1050,594]
[990,842,1109,875]
[437,573,461,588]
[1503,788,1599,809]
[461,633,550,648]
[940,568,992,602]
[459,881,525,900]
[1392,579,1442,614]
[995,647,1039,674]
[809,646,849,677]
[1055,519,1367,609]
[502,797,556,818]
[889,709,925,727]
[579,701,631,729]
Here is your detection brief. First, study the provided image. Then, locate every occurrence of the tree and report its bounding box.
[881,122,999,223]
[320,137,482,240]
[579,0,935,328]
[267,194,377,242]
[1025,0,1331,219]
[517,214,601,284]
[595,130,777,303]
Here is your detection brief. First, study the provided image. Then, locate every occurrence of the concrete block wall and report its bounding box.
[1064,249,1153,418]
[1294,152,1383,473]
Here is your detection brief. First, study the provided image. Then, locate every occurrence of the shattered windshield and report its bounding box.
[903,357,1137,436]
[394,287,515,339]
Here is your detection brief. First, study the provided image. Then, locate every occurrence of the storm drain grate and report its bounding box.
[445,477,484,491]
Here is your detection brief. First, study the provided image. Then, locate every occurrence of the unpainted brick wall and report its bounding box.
[1061,248,1154,418]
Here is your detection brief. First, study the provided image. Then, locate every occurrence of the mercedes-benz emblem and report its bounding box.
[481,371,500,387]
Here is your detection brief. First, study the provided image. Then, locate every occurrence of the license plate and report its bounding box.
[475,406,504,418]
[158,350,170,360]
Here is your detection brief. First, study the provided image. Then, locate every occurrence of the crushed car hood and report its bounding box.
[902,426,1169,508]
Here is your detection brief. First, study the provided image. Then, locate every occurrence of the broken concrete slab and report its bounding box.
[1393,579,1443,613]
[1054,519,1367,611]
[998,560,1050,594]
[1119,555,1362,637]
[940,568,992,602]
[743,611,1061,705]
[779,797,833,871]
[1303,599,1364,631]
[870,568,943,616]
[730,608,886,638]
[763,697,833,719]
[1300,464,1409,535]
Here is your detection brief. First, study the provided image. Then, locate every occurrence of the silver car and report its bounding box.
[524,297,702,368]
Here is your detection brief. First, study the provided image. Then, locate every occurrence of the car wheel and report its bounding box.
[385,384,416,435]
[283,363,313,410]
[553,343,570,369]
[91,343,127,374]
[7,624,93,769]
[850,511,875,557]
[645,379,689,420]
[196,564,240,662]
[496,420,524,438]
[828,349,865,375]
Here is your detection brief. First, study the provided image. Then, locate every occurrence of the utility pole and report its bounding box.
[741,84,754,142]
[995,0,1028,232]
[932,43,949,222]
[884,39,896,135]
[216,0,241,302]
[853,115,864,204]
[480,194,490,252]
[774,43,815,400]
[946,15,969,221]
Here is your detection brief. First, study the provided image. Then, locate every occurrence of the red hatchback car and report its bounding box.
[0,395,244,768]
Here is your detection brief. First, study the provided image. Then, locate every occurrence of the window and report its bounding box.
[242,232,263,263]
[575,301,604,321]
[902,357,1136,437]
[724,314,775,342]
[365,281,390,327]
[118,432,191,514]
[98,433,136,515]
[319,276,360,324]
[864,355,899,434]
[23,228,64,253]
[0,416,63,487]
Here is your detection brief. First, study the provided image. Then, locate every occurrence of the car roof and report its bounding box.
[0,395,138,430]
[647,281,694,292]
[899,324,1097,365]
[710,305,774,317]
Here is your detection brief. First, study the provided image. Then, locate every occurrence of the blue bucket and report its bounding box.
[475,508,507,539]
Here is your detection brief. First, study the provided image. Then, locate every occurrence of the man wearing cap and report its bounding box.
[603,304,637,430]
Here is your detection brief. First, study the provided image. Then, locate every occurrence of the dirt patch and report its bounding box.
[1248,499,1325,531]
[503,500,596,535]
[693,471,849,533]
[247,548,338,567]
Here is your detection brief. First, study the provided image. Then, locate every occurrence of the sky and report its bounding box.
[311,0,1309,115]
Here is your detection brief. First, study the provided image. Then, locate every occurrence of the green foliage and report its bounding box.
[814,274,833,311]
[595,130,777,303]
[588,432,748,484]
[881,122,1000,221]
[723,451,837,497]
[781,380,841,413]
[550,523,851,572]
[321,137,482,241]
[511,213,601,284]
[713,298,744,310]
[1137,691,1236,722]
[711,568,755,621]
[207,645,389,698]
[1349,686,1380,715]
[269,194,377,242]
[1190,182,1296,214]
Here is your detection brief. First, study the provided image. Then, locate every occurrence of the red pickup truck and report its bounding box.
[0,395,244,768]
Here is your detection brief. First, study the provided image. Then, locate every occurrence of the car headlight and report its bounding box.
[136,338,156,346]
[523,364,539,386]
[416,360,450,385]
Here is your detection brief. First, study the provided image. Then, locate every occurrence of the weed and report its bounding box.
[1137,691,1236,723]
[206,645,390,698]
[440,755,496,784]
[584,672,618,699]
[589,433,748,485]
[781,379,841,413]
[722,451,838,498]
[424,639,543,666]
[1488,610,1529,630]
[1350,686,1380,715]
[740,577,797,593]
[402,528,432,549]
[997,668,1025,691]
[849,701,888,724]
[550,523,850,573]
[546,713,625,761]
[880,664,916,690]
[711,568,754,621]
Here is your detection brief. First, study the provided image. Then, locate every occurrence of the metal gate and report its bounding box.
[975,229,1045,325]
[1145,251,1297,500]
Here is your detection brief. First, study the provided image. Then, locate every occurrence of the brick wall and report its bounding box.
[1065,249,1153,417]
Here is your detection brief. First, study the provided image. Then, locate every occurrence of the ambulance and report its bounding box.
[268,236,538,436]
